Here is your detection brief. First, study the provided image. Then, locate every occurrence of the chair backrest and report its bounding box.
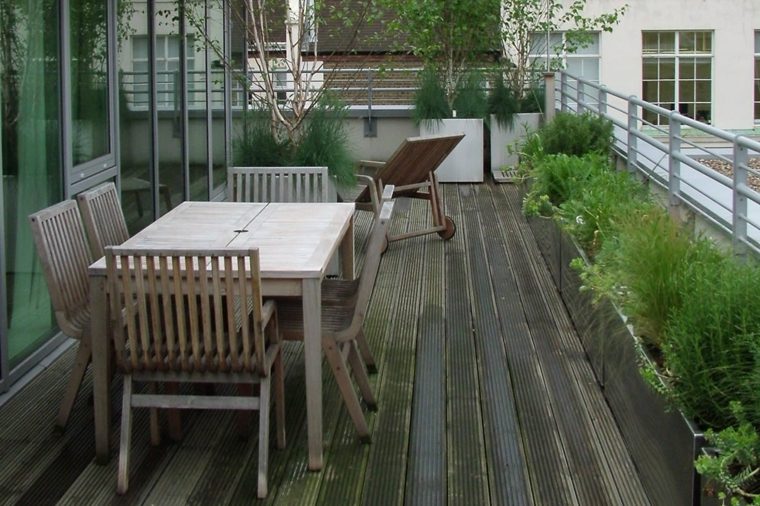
[28,200,93,337]
[105,246,269,375]
[349,200,395,333]
[228,166,329,203]
[355,134,464,202]
[77,182,130,259]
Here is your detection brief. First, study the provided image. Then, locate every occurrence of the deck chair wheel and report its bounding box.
[437,216,456,240]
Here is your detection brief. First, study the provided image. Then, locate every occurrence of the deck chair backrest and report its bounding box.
[228,166,329,203]
[356,134,463,202]
[29,200,93,337]
[77,182,130,259]
[106,247,269,375]
[349,200,395,334]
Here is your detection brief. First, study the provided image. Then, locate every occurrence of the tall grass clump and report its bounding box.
[233,108,290,166]
[413,69,450,125]
[661,259,760,430]
[487,74,519,128]
[452,71,488,121]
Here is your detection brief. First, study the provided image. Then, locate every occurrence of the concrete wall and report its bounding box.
[567,0,760,130]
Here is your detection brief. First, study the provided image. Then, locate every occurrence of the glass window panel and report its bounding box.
[679,32,695,53]
[156,4,181,214]
[660,32,675,53]
[2,0,62,366]
[118,0,153,232]
[575,34,599,55]
[642,60,658,79]
[642,32,659,53]
[133,36,148,60]
[695,104,711,123]
[167,36,180,58]
[209,0,227,189]
[756,31,760,53]
[679,60,694,79]
[755,103,760,121]
[695,32,712,53]
[659,58,675,79]
[187,0,208,201]
[659,80,675,103]
[155,36,165,59]
[695,60,711,79]
[679,81,694,103]
[580,57,599,81]
[695,80,711,101]
[642,80,658,102]
[70,0,110,165]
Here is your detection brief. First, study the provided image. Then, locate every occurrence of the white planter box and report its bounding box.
[420,118,483,183]
[490,113,542,181]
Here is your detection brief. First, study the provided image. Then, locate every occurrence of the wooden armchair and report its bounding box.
[105,247,285,498]
[228,166,329,203]
[77,182,130,259]
[276,200,395,442]
[28,200,94,430]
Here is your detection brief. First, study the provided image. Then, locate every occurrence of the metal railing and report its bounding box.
[553,71,760,257]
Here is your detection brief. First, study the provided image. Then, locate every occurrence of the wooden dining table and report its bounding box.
[90,201,356,471]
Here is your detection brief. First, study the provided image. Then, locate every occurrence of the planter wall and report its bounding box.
[528,214,706,506]
[490,112,541,180]
[420,118,483,183]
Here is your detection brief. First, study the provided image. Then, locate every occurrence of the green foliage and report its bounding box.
[696,404,760,505]
[488,74,520,128]
[519,86,544,113]
[233,108,291,167]
[662,260,760,430]
[292,94,355,188]
[233,95,354,187]
[452,71,488,120]
[413,69,451,124]
[539,112,614,157]
[557,167,651,257]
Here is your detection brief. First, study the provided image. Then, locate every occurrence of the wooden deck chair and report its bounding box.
[106,246,285,498]
[77,182,130,259]
[355,133,464,242]
[28,200,94,430]
[228,166,329,203]
[276,200,395,442]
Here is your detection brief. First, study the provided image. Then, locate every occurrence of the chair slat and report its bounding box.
[227,166,329,203]
[77,182,130,259]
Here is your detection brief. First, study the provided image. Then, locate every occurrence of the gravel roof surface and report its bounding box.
[697,158,760,192]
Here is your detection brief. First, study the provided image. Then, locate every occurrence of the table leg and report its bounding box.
[92,275,111,463]
[339,215,354,280]
[302,277,323,470]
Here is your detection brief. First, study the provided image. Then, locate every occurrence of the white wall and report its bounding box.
[560,0,759,130]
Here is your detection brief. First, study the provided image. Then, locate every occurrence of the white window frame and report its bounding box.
[641,30,713,126]
[528,31,601,84]
[131,35,195,110]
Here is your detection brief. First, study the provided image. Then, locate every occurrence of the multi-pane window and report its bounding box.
[755,31,759,122]
[642,31,712,125]
[529,32,601,83]
[131,35,195,109]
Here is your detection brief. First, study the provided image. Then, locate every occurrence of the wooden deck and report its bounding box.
[0,182,649,505]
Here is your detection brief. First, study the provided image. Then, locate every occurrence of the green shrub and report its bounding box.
[536,111,613,157]
[662,259,760,430]
[292,94,355,187]
[519,86,544,114]
[522,153,610,216]
[557,168,652,257]
[233,108,291,166]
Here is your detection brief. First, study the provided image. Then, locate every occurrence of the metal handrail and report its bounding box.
[553,70,760,257]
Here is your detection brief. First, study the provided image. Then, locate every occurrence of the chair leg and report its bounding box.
[148,383,161,446]
[164,382,183,441]
[117,375,134,495]
[346,341,377,411]
[55,334,93,430]
[257,376,271,499]
[273,350,286,449]
[323,338,371,443]
[355,329,377,374]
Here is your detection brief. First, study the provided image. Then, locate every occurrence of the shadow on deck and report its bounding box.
[0,182,649,505]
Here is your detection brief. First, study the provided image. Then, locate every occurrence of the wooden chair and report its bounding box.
[355,133,464,242]
[28,200,94,430]
[228,166,329,203]
[105,246,284,498]
[77,182,130,259]
[276,200,395,442]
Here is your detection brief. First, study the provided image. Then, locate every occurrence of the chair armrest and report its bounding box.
[262,299,277,327]
[381,184,395,202]
[356,174,383,214]
[356,160,385,177]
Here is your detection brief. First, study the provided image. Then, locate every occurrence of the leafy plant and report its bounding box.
[661,260,760,430]
[538,112,614,157]
[696,404,760,505]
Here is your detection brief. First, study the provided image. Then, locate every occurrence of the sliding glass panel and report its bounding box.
[187,0,209,200]
[70,0,110,165]
[209,0,227,189]
[1,0,61,366]
[156,1,183,213]
[118,0,154,232]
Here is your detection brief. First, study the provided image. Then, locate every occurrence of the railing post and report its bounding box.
[560,72,568,113]
[543,72,555,122]
[627,98,638,173]
[577,80,585,114]
[668,113,682,210]
[598,85,607,116]
[733,138,749,259]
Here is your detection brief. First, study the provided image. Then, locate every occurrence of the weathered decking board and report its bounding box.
[0,181,650,506]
